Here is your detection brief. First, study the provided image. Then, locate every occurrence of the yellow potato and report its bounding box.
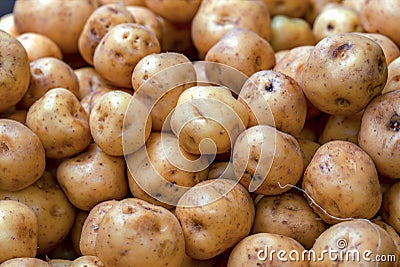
[0,258,50,267]
[145,0,201,23]
[0,14,20,37]
[74,67,112,100]
[17,33,63,62]
[354,32,400,64]
[305,0,342,24]
[80,86,113,116]
[381,182,400,233]
[70,256,104,267]
[296,138,320,173]
[47,259,73,267]
[70,210,89,256]
[382,56,400,94]
[126,6,163,41]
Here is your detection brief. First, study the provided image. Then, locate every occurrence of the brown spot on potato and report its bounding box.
[332,43,352,59]
[388,113,400,132]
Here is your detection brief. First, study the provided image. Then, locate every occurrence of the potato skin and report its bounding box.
[145,0,201,23]
[382,56,400,94]
[0,258,50,267]
[176,179,255,260]
[95,198,185,267]
[381,182,400,234]
[0,119,46,191]
[302,140,382,224]
[301,33,388,115]
[0,30,30,113]
[70,256,104,267]
[0,200,38,263]
[17,33,63,62]
[126,6,162,41]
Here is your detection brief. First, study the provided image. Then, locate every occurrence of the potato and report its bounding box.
[227,233,308,266]
[0,108,27,124]
[310,220,397,266]
[373,219,400,257]
[239,70,307,135]
[270,15,316,51]
[80,200,118,256]
[126,6,162,41]
[95,198,185,267]
[70,210,89,256]
[0,171,76,255]
[47,259,73,267]
[301,33,388,115]
[170,85,248,155]
[180,254,218,267]
[80,86,113,116]
[205,28,275,77]
[381,182,400,233]
[304,0,342,24]
[354,32,400,65]
[16,33,63,62]
[26,88,91,159]
[0,119,45,191]
[57,143,127,210]
[78,4,135,65]
[318,111,363,145]
[0,258,50,267]
[360,0,400,47]
[94,0,145,5]
[13,0,95,54]
[233,125,303,195]
[175,179,255,260]
[341,0,366,13]
[145,0,201,23]
[302,140,382,224]
[263,0,310,17]
[90,90,151,156]
[0,30,30,113]
[382,56,400,94]
[312,5,363,42]
[93,23,161,88]
[207,162,236,180]
[191,0,271,58]
[0,14,20,37]
[132,52,196,131]
[0,200,38,263]
[252,193,328,249]
[18,57,80,109]
[297,138,320,173]
[70,256,104,267]
[157,17,194,54]
[358,90,400,178]
[74,67,112,100]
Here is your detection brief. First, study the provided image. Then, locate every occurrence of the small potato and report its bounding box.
[0,14,20,37]
[191,0,271,58]
[205,28,275,77]
[304,0,342,24]
[132,52,196,131]
[47,259,73,267]
[74,67,112,100]
[127,132,209,208]
[93,23,161,88]
[354,32,400,64]
[296,138,320,173]
[145,0,201,23]
[227,233,308,267]
[270,15,315,52]
[26,88,91,159]
[310,220,397,266]
[263,0,310,17]
[358,90,400,178]
[0,30,30,113]
[17,33,63,62]
[126,6,162,41]
[18,57,80,109]
[70,210,89,256]
[170,86,249,155]
[302,140,382,224]
[0,200,38,263]
[0,119,45,191]
[239,70,307,135]
[382,56,400,94]
[90,90,151,156]
[312,5,364,42]
[80,200,118,256]
[301,33,388,115]
[318,111,363,145]
[252,193,328,249]
[57,144,127,210]
[78,4,135,65]
[0,171,76,255]
[95,198,185,267]
[0,258,50,267]
[232,125,304,195]
[176,179,255,260]
[381,182,400,233]
[70,256,104,267]
[13,0,95,54]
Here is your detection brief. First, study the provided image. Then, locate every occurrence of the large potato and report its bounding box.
[26,88,91,159]
[13,0,96,54]
[0,30,30,113]
[302,140,382,224]
[0,200,38,263]
[301,33,388,115]
[145,0,201,23]
[95,198,185,267]
[0,119,45,191]
[93,23,161,88]
[17,33,63,62]
[358,90,400,178]
[57,144,127,210]
[233,125,304,195]
[176,179,255,260]
[0,171,76,255]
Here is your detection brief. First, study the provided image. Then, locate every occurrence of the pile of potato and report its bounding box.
[1,0,400,266]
